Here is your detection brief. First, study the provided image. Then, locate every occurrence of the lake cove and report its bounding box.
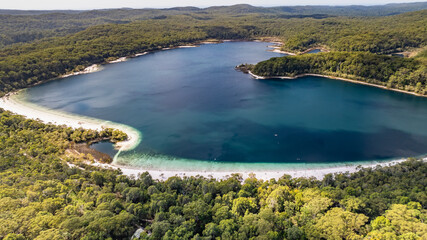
[22,41,427,172]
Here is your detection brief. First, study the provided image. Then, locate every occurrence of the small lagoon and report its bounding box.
[23,42,427,171]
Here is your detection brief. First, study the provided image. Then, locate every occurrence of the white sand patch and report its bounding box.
[109,57,127,63]
[135,52,148,57]
[266,44,296,55]
[87,158,423,181]
[178,45,198,48]
[268,49,297,55]
[61,64,102,78]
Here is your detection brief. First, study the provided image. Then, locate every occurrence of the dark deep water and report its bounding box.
[24,42,427,167]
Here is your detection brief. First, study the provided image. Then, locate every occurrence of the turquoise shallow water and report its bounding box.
[23,42,427,170]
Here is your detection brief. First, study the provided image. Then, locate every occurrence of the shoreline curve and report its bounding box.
[0,91,141,151]
[101,158,427,181]
[248,71,427,98]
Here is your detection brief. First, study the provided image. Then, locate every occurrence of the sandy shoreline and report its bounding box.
[269,48,297,55]
[109,57,128,63]
[265,42,330,56]
[248,71,427,98]
[267,44,297,55]
[61,64,102,78]
[94,158,426,181]
[0,92,141,151]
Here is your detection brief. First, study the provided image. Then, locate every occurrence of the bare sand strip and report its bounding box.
[108,57,128,63]
[134,52,148,57]
[266,43,297,55]
[0,93,141,151]
[178,45,198,48]
[249,71,427,98]
[271,49,296,55]
[92,158,425,181]
[61,64,102,78]
[267,45,297,55]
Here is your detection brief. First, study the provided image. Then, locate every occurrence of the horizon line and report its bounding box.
[0,1,424,11]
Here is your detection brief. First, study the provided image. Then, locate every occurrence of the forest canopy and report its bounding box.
[251,51,427,94]
[0,2,426,48]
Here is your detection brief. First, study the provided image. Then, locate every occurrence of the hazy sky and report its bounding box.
[0,0,419,10]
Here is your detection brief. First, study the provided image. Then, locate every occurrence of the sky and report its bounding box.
[0,0,419,10]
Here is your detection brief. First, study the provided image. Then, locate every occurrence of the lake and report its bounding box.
[23,41,427,171]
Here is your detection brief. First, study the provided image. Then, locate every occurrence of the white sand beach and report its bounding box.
[268,48,297,55]
[199,41,221,44]
[266,44,297,55]
[134,52,148,57]
[178,45,198,48]
[0,93,141,151]
[61,64,101,78]
[109,57,128,63]
[96,158,420,181]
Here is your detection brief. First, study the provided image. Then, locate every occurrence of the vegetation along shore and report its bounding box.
[0,92,141,152]
[241,70,427,98]
[238,50,427,96]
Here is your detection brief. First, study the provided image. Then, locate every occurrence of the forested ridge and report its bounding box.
[251,51,427,94]
[249,9,427,95]
[0,109,426,239]
[1,2,426,48]
[279,10,426,54]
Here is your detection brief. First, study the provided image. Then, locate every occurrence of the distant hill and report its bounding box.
[0,2,426,48]
[204,4,272,14]
[1,2,426,16]
[203,2,427,16]
[270,2,427,16]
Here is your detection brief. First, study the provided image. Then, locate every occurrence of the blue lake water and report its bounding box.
[23,42,427,170]
[306,49,322,54]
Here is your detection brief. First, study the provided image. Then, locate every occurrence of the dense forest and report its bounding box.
[278,10,427,53]
[0,3,426,239]
[0,109,426,239]
[251,50,427,94]
[1,2,426,48]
